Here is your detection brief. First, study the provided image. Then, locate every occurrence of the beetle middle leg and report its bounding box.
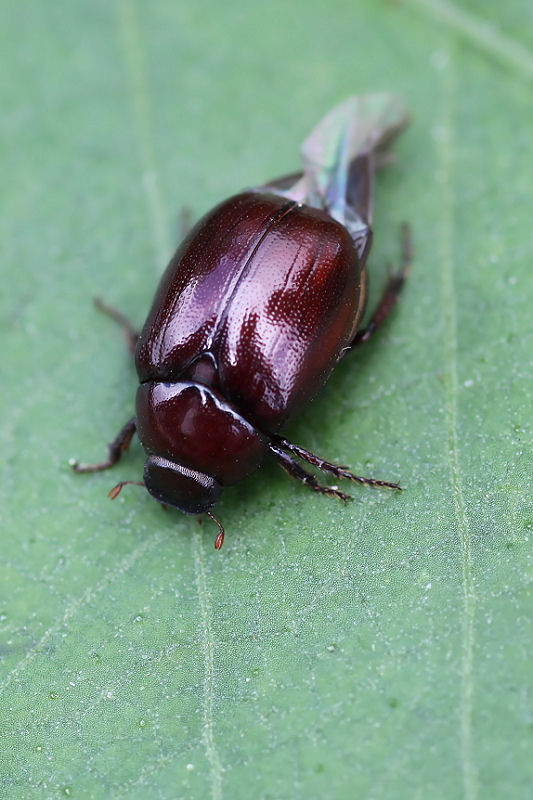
[351,223,412,348]
[71,417,137,473]
[269,443,351,502]
[271,436,400,491]
[93,297,140,355]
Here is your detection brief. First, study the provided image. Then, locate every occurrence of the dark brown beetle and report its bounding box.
[73,95,411,549]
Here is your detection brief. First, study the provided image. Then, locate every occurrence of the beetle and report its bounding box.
[73,94,412,549]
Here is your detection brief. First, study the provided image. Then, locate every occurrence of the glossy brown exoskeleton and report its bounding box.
[73,95,412,549]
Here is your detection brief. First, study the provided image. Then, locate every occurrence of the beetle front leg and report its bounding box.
[94,297,140,355]
[351,223,412,347]
[272,436,400,490]
[269,443,351,502]
[71,417,137,473]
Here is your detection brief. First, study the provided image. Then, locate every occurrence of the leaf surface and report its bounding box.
[1,1,532,798]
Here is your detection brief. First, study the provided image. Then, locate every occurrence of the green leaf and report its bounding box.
[1,1,532,798]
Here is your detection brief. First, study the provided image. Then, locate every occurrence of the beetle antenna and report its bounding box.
[206,511,225,550]
[108,480,145,499]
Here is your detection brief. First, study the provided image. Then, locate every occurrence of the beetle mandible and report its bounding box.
[73,94,412,549]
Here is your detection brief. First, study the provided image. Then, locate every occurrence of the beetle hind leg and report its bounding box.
[271,436,400,491]
[351,223,412,348]
[269,443,351,503]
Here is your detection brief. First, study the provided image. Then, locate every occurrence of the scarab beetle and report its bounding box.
[73,94,412,549]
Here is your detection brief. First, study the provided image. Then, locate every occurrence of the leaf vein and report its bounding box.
[192,529,224,800]
[438,45,477,800]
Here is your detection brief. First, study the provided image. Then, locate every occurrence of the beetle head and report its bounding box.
[143,454,222,514]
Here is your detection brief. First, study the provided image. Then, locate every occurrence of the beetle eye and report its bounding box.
[143,455,222,514]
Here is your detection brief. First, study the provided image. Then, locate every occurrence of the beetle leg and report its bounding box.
[350,223,412,347]
[71,417,137,473]
[93,297,140,355]
[269,443,351,503]
[108,479,145,498]
[272,436,400,491]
